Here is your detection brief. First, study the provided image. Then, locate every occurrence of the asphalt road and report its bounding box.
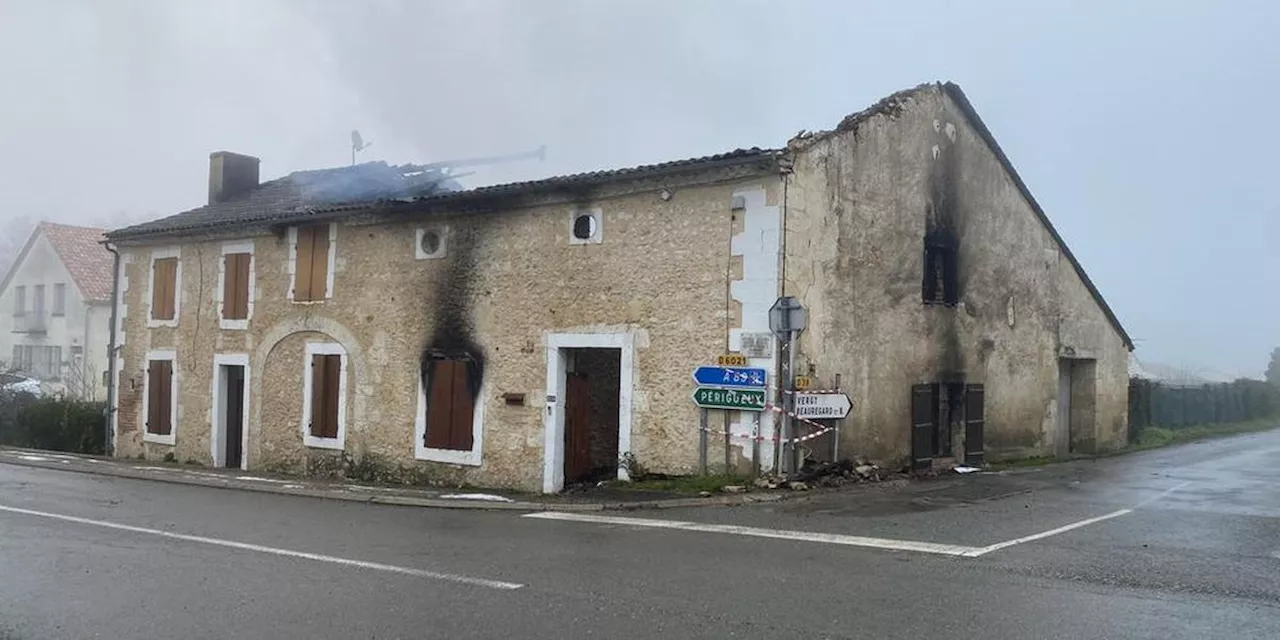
[2,429,1279,639]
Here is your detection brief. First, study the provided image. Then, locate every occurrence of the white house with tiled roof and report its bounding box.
[0,222,114,399]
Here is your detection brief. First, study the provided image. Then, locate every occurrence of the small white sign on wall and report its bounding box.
[739,333,773,359]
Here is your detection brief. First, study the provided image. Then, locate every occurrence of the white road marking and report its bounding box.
[524,511,986,556]
[962,509,1133,557]
[1133,480,1194,508]
[0,503,523,590]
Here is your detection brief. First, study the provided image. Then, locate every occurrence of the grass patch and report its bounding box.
[1129,419,1278,451]
[992,420,1279,469]
[624,473,750,494]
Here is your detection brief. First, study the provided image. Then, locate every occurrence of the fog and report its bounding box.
[1,0,1275,377]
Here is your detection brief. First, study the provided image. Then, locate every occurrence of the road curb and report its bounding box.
[0,450,789,512]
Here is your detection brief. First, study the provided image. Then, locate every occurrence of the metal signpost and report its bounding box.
[691,362,766,475]
[769,296,807,476]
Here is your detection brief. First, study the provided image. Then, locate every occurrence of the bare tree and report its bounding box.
[1267,348,1280,388]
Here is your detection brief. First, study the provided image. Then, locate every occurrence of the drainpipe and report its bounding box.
[103,241,121,457]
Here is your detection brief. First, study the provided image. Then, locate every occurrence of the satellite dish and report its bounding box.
[350,129,372,165]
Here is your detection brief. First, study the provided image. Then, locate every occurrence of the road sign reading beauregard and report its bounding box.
[692,366,767,389]
[692,387,766,411]
[793,392,852,419]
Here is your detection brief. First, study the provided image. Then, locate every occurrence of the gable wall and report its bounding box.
[784,86,1128,465]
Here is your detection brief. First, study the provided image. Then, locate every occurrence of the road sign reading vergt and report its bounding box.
[692,387,766,411]
[692,366,767,389]
[793,392,852,419]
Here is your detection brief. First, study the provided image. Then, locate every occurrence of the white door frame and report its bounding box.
[542,332,635,494]
[210,353,251,470]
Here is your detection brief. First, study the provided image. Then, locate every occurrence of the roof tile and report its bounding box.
[38,223,114,303]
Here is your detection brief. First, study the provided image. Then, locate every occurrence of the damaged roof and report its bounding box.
[105,81,1129,349]
[105,148,781,240]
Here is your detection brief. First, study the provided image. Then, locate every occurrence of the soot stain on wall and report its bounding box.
[926,130,965,376]
[419,214,493,407]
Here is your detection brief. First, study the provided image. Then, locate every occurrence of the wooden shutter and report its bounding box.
[147,360,172,435]
[964,384,985,466]
[294,228,315,301]
[448,359,474,450]
[223,253,251,320]
[152,258,177,320]
[910,384,935,471]
[309,225,330,300]
[321,355,341,438]
[425,360,456,449]
[310,354,341,439]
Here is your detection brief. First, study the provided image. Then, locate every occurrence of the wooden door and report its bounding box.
[225,366,245,469]
[564,372,592,484]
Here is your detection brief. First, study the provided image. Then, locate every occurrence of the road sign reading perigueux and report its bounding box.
[692,387,766,411]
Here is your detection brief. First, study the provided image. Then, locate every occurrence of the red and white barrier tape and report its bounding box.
[699,424,834,445]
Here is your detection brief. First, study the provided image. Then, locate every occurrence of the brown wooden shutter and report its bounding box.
[910,384,935,471]
[235,253,251,318]
[425,360,455,449]
[147,360,173,435]
[309,225,330,300]
[448,359,474,450]
[321,355,341,438]
[146,361,161,434]
[223,253,251,320]
[294,227,315,301]
[310,354,326,438]
[152,258,177,320]
[964,384,985,466]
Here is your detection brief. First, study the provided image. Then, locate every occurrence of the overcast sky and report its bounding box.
[1,0,1276,377]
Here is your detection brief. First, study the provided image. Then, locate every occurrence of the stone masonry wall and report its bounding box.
[784,85,1129,466]
[113,172,784,490]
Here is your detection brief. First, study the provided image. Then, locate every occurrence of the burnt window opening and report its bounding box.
[420,230,441,255]
[416,227,447,259]
[570,211,602,244]
[923,234,959,306]
[572,214,596,240]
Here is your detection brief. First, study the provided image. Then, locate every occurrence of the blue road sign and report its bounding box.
[692,366,768,389]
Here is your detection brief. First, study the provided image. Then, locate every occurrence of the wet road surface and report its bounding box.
[2,428,1278,639]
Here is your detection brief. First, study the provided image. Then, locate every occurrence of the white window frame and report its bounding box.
[142,349,178,446]
[414,366,485,466]
[287,223,337,303]
[414,225,449,260]
[216,240,256,330]
[301,342,347,450]
[146,246,182,328]
[568,208,603,245]
[210,353,251,469]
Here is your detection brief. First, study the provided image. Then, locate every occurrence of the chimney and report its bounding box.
[208,151,261,204]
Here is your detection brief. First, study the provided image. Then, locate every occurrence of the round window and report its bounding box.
[420,229,442,256]
[572,214,597,240]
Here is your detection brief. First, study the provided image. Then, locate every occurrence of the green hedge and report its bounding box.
[0,391,107,455]
[1129,377,1280,442]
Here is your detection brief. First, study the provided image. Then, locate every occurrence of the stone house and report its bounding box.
[0,222,114,399]
[104,82,1130,492]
